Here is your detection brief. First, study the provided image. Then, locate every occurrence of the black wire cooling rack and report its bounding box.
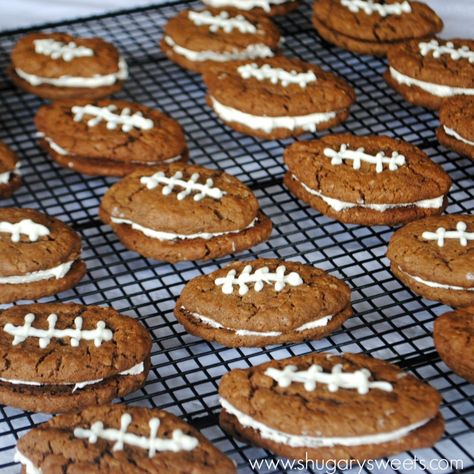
[0,0,473,472]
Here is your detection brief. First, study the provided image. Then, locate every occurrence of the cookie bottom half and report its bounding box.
[101,210,272,262]
[220,409,444,462]
[0,260,86,304]
[436,127,474,161]
[174,305,352,347]
[284,172,447,226]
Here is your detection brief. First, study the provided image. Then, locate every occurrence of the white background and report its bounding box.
[0,0,472,37]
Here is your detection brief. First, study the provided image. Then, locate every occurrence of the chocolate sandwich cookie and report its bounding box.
[385,38,474,109]
[161,8,280,73]
[0,208,86,304]
[0,303,151,413]
[175,258,352,347]
[10,32,127,100]
[387,215,474,307]
[312,0,442,57]
[203,57,355,139]
[284,134,451,226]
[437,96,474,161]
[15,404,236,473]
[219,352,444,461]
[434,306,474,383]
[202,0,299,16]
[0,142,21,199]
[99,163,272,262]
[35,99,187,177]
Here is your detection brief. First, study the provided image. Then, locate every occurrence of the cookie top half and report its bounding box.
[313,0,442,43]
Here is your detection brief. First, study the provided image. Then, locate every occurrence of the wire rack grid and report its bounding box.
[0,0,473,473]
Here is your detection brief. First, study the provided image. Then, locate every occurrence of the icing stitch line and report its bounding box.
[72,104,153,132]
[419,40,474,63]
[292,175,445,212]
[74,413,199,456]
[163,36,274,62]
[399,267,474,292]
[0,219,49,242]
[422,221,474,247]
[34,38,94,62]
[0,260,75,285]
[185,309,334,336]
[215,264,303,295]
[0,162,21,184]
[140,170,224,201]
[188,10,257,33]
[220,397,432,448]
[203,0,297,13]
[340,0,411,16]
[324,144,406,173]
[443,125,474,147]
[237,63,317,88]
[4,313,113,348]
[265,363,393,394]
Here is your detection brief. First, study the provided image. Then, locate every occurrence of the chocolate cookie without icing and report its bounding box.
[385,38,474,109]
[202,0,299,16]
[10,32,127,100]
[437,96,474,161]
[203,57,355,139]
[219,352,444,461]
[99,163,272,262]
[0,303,151,413]
[175,258,352,347]
[15,404,236,473]
[284,134,451,225]
[434,306,474,383]
[0,208,86,304]
[35,99,188,177]
[0,142,21,199]
[312,0,442,56]
[161,8,280,73]
[387,215,474,307]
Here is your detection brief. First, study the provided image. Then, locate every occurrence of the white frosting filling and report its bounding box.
[163,36,273,62]
[389,66,474,98]
[220,397,432,447]
[398,267,474,292]
[185,309,333,336]
[210,96,337,133]
[443,125,474,147]
[15,56,128,88]
[203,0,296,12]
[292,174,445,212]
[14,451,41,474]
[0,162,20,184]
[0,362,144,392]
[110,216,257,241]
[0,260,74,285]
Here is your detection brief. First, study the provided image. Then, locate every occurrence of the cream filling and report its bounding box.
[0,362,144,393]
[14,451,41,474]
[0,260,75,285]
[15,56,128,88]
[292,175,445,212]
[220,397,432,447]
[398,267,474,292]
[186,309,333,336]
[164,36,274,62]
[210,96,337,133]
[389,66,474,98]
[110,216,257,241]
[43,136,182,165]
[203,0,296,12]
[443,125,474,147]
[0,162,20,184]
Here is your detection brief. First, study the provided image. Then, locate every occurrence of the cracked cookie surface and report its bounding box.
[0,142,21,199]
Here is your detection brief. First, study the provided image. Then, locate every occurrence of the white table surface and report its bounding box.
[0,0,472,38]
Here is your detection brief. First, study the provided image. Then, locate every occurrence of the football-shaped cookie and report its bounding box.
[219,352,444,461]
[15,404,236,473]
[387,215,474,307]
[99,163,272,262]
[284,134,451,225]
[36,99,188,177]
[0,303,151,413]
[175,258,352,346]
